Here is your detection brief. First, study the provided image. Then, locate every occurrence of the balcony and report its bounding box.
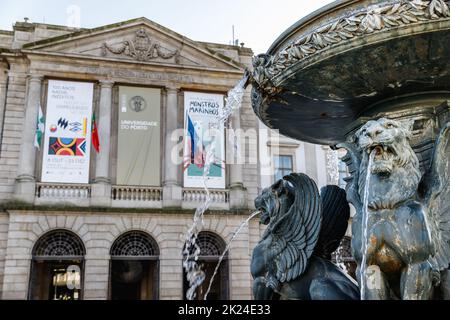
[35,183,91,206]
[34,183,230,210]
[111,185,162,208]
[182,188,230,210]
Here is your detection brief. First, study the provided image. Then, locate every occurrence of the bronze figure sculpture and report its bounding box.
[251,173,359,300]
[339,118,450,299]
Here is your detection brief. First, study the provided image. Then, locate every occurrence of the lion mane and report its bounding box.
[253,173,350,290]
[355,118,422,209]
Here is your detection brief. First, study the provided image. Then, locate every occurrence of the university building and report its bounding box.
[0,17,340,300]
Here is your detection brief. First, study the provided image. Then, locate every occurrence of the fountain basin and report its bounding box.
[251,0,450,145]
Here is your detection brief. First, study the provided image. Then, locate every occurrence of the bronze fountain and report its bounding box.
[248,0,450,300]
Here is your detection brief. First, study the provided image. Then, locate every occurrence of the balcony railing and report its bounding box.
[35,183,91,206]
[182,188,229,203]
[34,183,232,210]
[110,185,163,208]
[182,188,230,210]
[111,186,162,201]
[36,183,91,199]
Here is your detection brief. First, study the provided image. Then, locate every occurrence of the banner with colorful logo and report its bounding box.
[41,80,93,184]
[183,92,225,189]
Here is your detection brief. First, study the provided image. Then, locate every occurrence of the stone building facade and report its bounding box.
[0,17,338,300]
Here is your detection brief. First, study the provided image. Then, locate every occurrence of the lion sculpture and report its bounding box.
[339,118,450,300]
[251,173,359,300]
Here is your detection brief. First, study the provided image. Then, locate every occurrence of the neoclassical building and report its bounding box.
[0,17,341,300]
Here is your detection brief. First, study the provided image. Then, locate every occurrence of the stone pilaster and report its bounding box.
[91,80,114,207]
[159,256,183,300]
[228,107,247,209]
[0,70,7,141]
[163,87,182,207]
[83,254,110,300]
[13,74,43,203]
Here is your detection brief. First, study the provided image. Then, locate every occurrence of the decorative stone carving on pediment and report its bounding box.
[101,27,180,63]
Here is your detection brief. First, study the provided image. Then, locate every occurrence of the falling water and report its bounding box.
[334,242,349,275]
[203,210,261,300]
[360,150,376,300]
[326,149,340,185]
[182,75,249,300]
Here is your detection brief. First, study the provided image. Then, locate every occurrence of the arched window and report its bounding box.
[110,231,159,257]
[196,232,226,257]
[29,230,85,300]
[33,230,85,258]
[183,231,229,300]
[109,231,159,300]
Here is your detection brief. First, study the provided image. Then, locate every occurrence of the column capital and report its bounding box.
[98,79,115,88]
[27,74,44,83]
[165,86,179,95]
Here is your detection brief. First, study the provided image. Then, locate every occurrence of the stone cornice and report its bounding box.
[22,49,245,75]
[3,206,254,217]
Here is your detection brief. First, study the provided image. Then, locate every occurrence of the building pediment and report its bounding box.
[22,18,244,72]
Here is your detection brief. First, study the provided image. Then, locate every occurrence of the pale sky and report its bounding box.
[0,0,335,54]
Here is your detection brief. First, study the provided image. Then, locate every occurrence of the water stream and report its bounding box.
[182,75,248,300]
[334,241,349,275]
[360,150,376,300]
[203,210,261,300]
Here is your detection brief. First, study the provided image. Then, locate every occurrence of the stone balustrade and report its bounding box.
[111,185,162,202]
[35,183,92,206]
[110,185,163,208]
[36,183,91,199]
[182,188,230,210]
[182,188,229,204]
[33,183,233,210]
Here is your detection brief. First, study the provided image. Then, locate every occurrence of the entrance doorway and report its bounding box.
[183,231,229,300]
[109,231,159,300]
[28,230,85,300]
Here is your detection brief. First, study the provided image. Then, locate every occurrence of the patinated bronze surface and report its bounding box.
[249,0,450,145]
[247,0,450,300]
[339,118,450,299]
[251,173,359,300]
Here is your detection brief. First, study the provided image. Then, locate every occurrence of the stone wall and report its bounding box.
[0,18,262,300]
[0,31,13,48]
[1,211,257,300]
[0,61,28,202]
[0,212,9,299]
[241,89,259,209]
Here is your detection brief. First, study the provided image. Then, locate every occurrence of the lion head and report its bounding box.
[254,178,295,226]
[356,118,420,176]
[355,118,422,209]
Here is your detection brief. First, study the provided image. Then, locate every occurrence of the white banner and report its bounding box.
[41,80,93,184]
[183,92,225,189]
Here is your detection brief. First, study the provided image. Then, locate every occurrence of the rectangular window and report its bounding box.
[274,155,293,181]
